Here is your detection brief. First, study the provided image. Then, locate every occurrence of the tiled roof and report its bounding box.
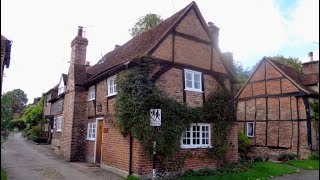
[300,74,319,86]
[86,1,195,79]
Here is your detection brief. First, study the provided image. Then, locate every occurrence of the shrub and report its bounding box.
[27,135,47,143]
[309,152,319,160]
[278,152,299,161]
[8,120,26,131]
[238,130,250,158]
[182,161,253,177]
[28,125,45,137]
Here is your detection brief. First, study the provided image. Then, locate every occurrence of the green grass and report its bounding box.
[1,167,7,180]
[286,160,319,170]
[176,162,297,180]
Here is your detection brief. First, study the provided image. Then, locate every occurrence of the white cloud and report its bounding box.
[286,0,319,45]
[1,0,318,102]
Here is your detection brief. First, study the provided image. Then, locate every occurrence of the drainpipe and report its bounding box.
[129,134,133,175]
[125,60,134,175]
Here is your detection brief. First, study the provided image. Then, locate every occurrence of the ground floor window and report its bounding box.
[87,123,96,140]
[246,122,254,137]
[181,123,211,148]
[56,116,63,132]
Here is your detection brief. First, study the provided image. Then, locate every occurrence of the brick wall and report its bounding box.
[302,61,319,75]
[236,59,311,159]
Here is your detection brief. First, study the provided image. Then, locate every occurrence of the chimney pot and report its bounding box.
[207,22,219,47]
[114,45,120,49]
[78,26,83,37]
[308,52,313,62]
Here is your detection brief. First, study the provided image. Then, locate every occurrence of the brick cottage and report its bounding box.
[235,56,319,159]
[43,1,238,177]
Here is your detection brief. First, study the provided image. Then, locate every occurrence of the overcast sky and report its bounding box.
[1,0,319,104]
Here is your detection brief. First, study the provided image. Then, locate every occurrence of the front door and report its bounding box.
[95,120,103,164]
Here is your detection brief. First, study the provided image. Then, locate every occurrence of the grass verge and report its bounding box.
[1,167,7,180]
[286,160,319,170]
[177,162,297,180]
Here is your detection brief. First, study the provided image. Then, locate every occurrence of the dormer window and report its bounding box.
[58,76,66,95]
[107,75,117,96]
[88,86,95,101]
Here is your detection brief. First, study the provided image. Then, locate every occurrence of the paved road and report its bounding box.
[271,169,319,180]
[1,133,121,180]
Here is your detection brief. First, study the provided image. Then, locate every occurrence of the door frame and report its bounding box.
[94,117,104,164]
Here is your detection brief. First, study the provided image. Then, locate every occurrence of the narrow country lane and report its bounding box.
[1,133,121,180]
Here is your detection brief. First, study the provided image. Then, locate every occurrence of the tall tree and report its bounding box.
[229,60,251,94]
[1,89,28,121]
[267,55,302,73]
[129,13,162,37]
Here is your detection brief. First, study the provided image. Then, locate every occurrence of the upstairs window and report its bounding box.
[181,123,211,148]
[184,69,202,92]
[107,75,117,96]
[58,86,65,95]
[87,123,96,141]
[88,86,95,101]
[46,94,51,105]
[246,122,254,137]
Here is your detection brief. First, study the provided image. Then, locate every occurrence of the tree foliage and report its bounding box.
[231,60,251,93]
[266,55,302,73]
[20,96,45,126]
[129,13,163,37]
[1,89,28,130]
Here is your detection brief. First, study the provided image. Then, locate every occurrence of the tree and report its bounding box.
[129,13,163,37]
[267,55,302,73]
[1,89,28,121]
[20,96,44,126]
[232,61,251,92]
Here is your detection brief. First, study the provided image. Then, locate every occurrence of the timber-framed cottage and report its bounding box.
[43,1,238,177]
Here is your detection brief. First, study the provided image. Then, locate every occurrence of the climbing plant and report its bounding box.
[115,60,235,169]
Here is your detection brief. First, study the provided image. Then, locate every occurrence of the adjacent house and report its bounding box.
[43,1,238,177]
[235,55,319,159]
[43,74,67,150]
[1,35,12,92]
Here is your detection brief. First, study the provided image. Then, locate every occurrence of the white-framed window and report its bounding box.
[184,69,202,92]
[56,116,62,132]
[87,123,96,141]
[107,75,117,96]
[53,118,56,128]
[246,122,254,137]
[181,123,211,148]
[88,86,95,101]
[46,94,51,105]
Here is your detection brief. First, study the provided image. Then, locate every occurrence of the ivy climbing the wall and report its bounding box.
[115,60,235,170]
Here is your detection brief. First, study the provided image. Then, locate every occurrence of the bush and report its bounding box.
[238,130,250,158]
[27,135,48,143]
[182,161,253,177]
[8,120,26,131]
[28,125,45,137]
[309,152,319,160]
[278,152,299,161]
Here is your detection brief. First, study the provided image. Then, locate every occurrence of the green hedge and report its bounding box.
[27,135,48,143]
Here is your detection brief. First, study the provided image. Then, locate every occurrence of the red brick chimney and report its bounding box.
[70,26,88,65]
[61,26,89,161]
[208,22,219,48]
[302,52,319,75]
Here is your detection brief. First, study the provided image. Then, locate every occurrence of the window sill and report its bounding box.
[181,145,211,149]
[107,93,117,97]
[88,99,95,102]
[184,89,203,93]
[56,130,62,133]
[87,138,95,141]
[247,135,254,138]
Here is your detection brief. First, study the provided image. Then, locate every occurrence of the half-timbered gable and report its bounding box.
[236,57,319,159]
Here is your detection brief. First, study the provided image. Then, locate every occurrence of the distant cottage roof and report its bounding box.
[86,1,210,80]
